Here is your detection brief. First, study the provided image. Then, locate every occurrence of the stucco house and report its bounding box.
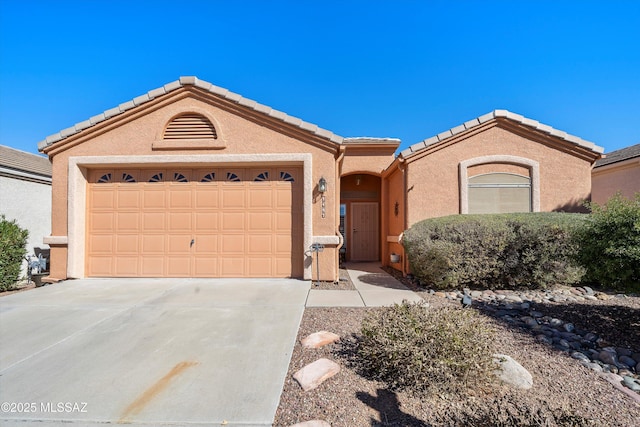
[37,77,603,282]
[0,145,52,274]
[591,143,640,205]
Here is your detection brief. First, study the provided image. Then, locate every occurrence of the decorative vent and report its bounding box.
[164,114,217,140]
[149,173,163,183]
[280,171,295,182]
[122,173,136,183]
[97,173,112,183]
[201,172,215,182]
[254,171,269,182]
[174,173,189,182]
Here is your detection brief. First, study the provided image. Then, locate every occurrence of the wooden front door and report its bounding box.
[350,202,379,261]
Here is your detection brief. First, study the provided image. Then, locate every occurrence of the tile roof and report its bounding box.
[37,76,345,151]
[399,110,605,158]
[0,145,52,177]
[594,143,640,167]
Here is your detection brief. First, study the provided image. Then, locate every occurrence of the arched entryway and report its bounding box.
[339,173,381,261]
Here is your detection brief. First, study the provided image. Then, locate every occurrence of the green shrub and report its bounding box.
[402,213,585,290]
[575,193,640,293]
[0,215,29,291]
[357,302,496,396]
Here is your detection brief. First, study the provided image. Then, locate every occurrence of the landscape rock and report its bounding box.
[301,331,340,349]
[493,354,533,390]
[598,350,619,367]
[623,376,640,392]
[293,358,340,391]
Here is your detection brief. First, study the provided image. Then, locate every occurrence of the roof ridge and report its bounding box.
[399,109,604,158]
[38,76,344,151]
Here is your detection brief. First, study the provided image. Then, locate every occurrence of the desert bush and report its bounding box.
[575,193,640,293]
[357,302,495,396]
[402,213,585,290]
[0,215,29,291]
[436,395,595,426]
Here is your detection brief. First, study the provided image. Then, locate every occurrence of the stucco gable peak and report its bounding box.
[38,76,345,151]
[401,109,604,159]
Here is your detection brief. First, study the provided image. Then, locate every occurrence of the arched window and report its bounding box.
[468,173,531,213]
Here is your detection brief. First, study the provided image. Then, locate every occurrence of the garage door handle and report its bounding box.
[190,239,195,247]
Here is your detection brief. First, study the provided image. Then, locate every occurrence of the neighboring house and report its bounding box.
[37,77,603,282]
[591,143,640,205]
[0,145,52,275]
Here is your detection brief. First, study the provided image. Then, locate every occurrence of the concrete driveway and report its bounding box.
[0,278,309,426]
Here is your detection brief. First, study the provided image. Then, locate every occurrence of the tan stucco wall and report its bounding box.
[405,124,594,226]
[46,89,340,281]
[592,158,640,204]
[341,147,396,176]
[383,165,405,271]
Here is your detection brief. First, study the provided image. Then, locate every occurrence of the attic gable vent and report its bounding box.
[153,111,225,150]
[164,113,217,140]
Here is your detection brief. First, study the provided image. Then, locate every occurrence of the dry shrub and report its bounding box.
[436,395,595,426]
[357,302,495,397]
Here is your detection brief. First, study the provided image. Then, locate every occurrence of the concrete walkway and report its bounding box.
[306,262,424,307]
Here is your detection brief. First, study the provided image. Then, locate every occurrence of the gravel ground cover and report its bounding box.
[274,270,640,426]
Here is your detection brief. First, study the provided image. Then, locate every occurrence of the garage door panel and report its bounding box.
[114,256,138,276]
[116,212,139,232]
[88,257,113,276]
[90,188,115,209]
[142,188,166,209]
[194,212,218,231]
[222,212,245,231]
[221,257,245,277]
[167,257,191,276]
[194,257,218,276]
[142,235,165,253]
[275,187,293,208]
[116,235,139,252]
[168,235,192,253]
[90,213,114,231]
[194,187,219,208]
[194,235,218,253]
[248,212,273,231]
[89,235,113,253]
[142,212,165,231]
[248,235,272,253]
[141,257,164,276]
[87,166,302,278]
[275,212,292,231]
[117,189,140,209]
[168,212,192,230]
[247,258,272,276]
[168,188,192,209]
[248,188,273,209]
[221,235,244,253]
[221,188,245,208]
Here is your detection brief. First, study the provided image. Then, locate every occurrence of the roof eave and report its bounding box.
[38,76,344,152]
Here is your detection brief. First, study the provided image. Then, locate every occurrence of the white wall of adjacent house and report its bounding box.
[0,175,52,276]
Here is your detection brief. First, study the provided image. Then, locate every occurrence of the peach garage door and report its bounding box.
[86,167,303,278]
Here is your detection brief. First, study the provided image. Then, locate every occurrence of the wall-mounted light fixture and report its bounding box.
[318,176,327,193]
[318,177,327,218]
[355,175,362,186]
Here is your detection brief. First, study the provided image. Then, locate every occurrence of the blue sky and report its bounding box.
[1,0,639,156]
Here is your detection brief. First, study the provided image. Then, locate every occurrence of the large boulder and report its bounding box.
[493,354,533,390]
